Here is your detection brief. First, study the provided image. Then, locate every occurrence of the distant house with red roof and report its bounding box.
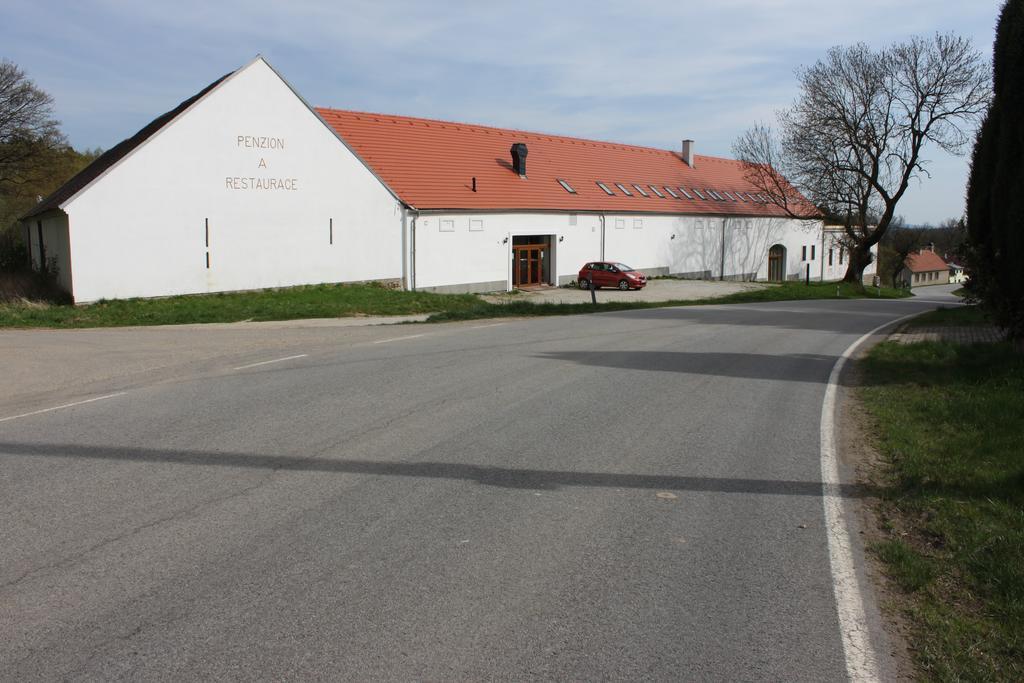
[22,57,865,303]
[897,246,951,288]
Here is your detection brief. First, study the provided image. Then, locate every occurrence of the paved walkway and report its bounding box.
[891,325,1005,344]
[481,279,767,305]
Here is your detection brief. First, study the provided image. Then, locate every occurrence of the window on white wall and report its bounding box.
[440,219,455,232]
[469,219,483,232]
[615,218,625,229]
[633,218,643,229]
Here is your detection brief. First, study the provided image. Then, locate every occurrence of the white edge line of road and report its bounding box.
[821,311,921,682]
[0,392,128,424]
[372,333,427,344]
[232,354,309,370]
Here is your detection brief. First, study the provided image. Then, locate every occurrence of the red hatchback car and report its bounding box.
[578,262,647,290]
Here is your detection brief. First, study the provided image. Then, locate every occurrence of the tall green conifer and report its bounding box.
[966,0,1024,339]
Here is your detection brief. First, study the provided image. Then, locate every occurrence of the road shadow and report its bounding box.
[0,440,864,498]
[534,350,840,384]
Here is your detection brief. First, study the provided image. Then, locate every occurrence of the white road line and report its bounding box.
[372,334,427,344]
[821,311,920,682]
[232,354,308,370]
[469,323,508,329]
[0,392,127,424]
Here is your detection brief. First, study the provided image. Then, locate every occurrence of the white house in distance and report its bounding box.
[23,56,874,303]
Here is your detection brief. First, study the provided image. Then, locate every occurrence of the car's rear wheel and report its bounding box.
[618,279,630,290]
[578,278,589,290]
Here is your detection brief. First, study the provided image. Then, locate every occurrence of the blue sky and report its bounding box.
[2,0,1003,225]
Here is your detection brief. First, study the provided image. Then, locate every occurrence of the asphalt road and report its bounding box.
[0,286,960,680]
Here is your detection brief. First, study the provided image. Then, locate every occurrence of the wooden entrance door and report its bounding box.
[768,244,786,282]
[513,244,547,287]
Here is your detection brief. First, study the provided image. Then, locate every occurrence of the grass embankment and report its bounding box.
[903,304,991,328]
[859,307,1023,680]
[428,280,909,322]
[0,283,484,328]
[0,280,910,329]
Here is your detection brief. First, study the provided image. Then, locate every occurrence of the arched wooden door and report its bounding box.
[768,244,786,282]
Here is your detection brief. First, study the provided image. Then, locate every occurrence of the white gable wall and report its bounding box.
[62,59,402,303]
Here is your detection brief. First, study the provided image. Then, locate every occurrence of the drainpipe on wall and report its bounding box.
[719,217,726,281]
[820,229,826,282]
[599,214,606,261]
[408,212,418,291]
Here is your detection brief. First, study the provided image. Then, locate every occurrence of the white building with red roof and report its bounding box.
[23,57,863,303]
[897,246,952,289]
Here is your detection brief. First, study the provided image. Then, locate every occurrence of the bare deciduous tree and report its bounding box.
[733,34,990,284]
[0,60,66,188]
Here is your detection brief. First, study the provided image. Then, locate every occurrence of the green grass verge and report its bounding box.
[428,281,910,322]
[0,279,910,329]
[859,339,1024,681]
[903,304,991,328]
[0,283,484,328]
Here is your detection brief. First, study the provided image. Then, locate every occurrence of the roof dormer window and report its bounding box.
[596,181,614,195]
[615,183,633,196]
[648,185,665,198]
[632,184,649,197]
[679,187,695,200]
[557,178,577,194]
[664,186,679,198]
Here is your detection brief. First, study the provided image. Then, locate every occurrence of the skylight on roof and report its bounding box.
[596,181,614,195]
[648,185,665,198]
[679,187,694,200]
[557,178,577,194]
[706,190,724,200]
[735,191,748,202]
[723,191,737,201]
[632,184,649,197]
[615,183,633,196]
[692,188,706,200]
[664,186,679,198]
[758,193,770,202]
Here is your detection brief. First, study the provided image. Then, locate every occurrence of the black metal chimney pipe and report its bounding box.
[511,143,528,177]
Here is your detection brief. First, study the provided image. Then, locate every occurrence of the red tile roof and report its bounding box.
[905,250,950,273]
[317,108,809,216]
